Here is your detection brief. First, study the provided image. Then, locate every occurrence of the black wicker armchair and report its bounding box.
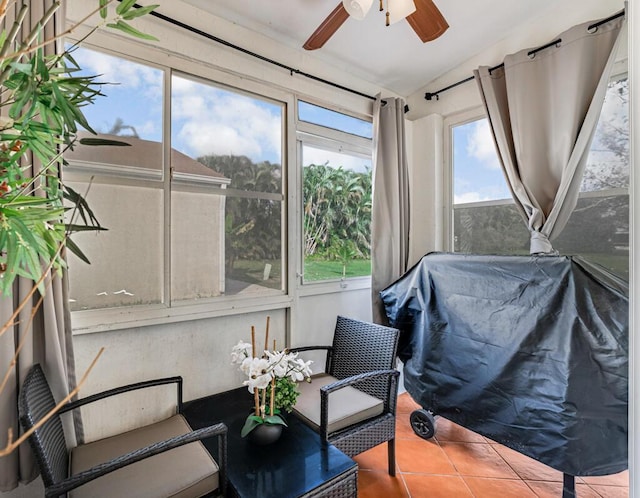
[291,316,400,476]
[18,364,227,498]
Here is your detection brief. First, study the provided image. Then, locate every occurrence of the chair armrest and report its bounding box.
[46,422,228,498]
[287,345,333,354]
[59,376,184,414]
[319,369,400,439]
[288,346,333,373]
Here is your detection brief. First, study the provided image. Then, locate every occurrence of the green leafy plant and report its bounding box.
[326,237,359,278]
[0,0,158,297]
[0,0,158,458]
[265,377,301,414]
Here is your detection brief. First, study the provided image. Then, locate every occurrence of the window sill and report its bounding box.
[71,294,293,335]
[297,276,371,297]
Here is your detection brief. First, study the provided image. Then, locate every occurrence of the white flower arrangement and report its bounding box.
[231,317,312,438]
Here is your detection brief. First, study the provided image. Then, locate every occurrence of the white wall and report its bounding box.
[406,0,626,121]
[73,310,287,440]
[408,114,443,262]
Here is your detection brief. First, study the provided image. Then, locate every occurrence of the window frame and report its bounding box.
[168,70,288,305]
[295,100,374,293]
[444,106,490,251]
[445,70,630,261]
[67,40,296,333]
[65,35,374,334]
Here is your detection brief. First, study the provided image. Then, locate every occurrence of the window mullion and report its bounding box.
[164,68,172,307]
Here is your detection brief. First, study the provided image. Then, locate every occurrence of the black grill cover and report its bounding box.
[381,252,628,476]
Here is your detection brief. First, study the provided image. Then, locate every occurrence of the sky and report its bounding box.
[302,145,371,174]
[71,47,163,139]
[72,46,283,164]
[71,45,627,197]
[453,119,511,204]
[298,101,372,173]
[453,78,628,205]
[71,46,371,172]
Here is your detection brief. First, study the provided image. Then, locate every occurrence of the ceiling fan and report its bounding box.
[303,0,449,50]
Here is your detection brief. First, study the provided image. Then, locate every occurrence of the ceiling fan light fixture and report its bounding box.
[387,0,416,24]
[342,0,374,20]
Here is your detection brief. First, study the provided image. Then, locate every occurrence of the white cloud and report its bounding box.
[72,48,162,96]
[172,78,282,162]
[303,147,371,173]
[467,120,501,170]
[454,191,493,204]
[136,120,159,136]
[72,50,285,164]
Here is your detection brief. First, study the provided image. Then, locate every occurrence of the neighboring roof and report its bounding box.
[66,133,227,180]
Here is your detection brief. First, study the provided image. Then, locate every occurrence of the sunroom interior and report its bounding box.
[1,0,638,496]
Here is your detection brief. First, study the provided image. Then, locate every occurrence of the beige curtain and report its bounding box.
[0,1,80,491]
[474,14,624,254]
[371,97,410,324]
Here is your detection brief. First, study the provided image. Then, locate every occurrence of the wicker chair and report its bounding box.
[291,316,400,476]
[18,364,227,498]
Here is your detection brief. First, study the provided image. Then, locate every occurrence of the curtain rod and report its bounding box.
[424,9,625,101]
[126,3,377,101]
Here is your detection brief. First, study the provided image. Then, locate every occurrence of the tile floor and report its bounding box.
[354,393,629,498]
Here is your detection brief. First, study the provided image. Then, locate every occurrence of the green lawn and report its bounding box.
[227,258,371,287]
[304,258,371,282]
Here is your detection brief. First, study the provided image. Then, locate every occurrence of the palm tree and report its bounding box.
[197,154,282,270]
[303,163,371,259]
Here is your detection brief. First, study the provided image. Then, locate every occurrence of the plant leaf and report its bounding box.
[264,415,288,426]
[79,137,132,147]
[122,4,159,20]
[116,0,138,15]
[65,236,91,264]
[106,20,158,41]
[240,415,265,438]
[65,224,108,233]
[63,184,104,230]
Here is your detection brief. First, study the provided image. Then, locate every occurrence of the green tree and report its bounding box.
[303,163,371,259]
[193,155,372,275]
[581,78,628,191]
[198,154,282,270]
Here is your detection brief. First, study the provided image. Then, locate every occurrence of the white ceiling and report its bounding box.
[180,0,624,97]
[180,0,565,96]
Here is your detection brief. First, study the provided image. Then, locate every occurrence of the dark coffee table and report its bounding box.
[183,387,358,498]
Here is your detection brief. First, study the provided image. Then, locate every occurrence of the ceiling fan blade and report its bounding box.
[303,3,350,50]
[406,0,449,43]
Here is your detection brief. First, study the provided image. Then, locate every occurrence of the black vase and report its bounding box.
[247,423,283,445]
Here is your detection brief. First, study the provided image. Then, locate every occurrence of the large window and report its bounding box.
[65,47,285,312]
[451,77,629,279]
[171,74,284,300]
[298,102,373,283]
[64,49,164,311]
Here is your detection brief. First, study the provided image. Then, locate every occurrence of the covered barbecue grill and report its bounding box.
[381,252,628,496]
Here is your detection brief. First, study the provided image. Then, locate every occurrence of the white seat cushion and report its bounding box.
[69,414,218,498]
[294,373,384,434]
